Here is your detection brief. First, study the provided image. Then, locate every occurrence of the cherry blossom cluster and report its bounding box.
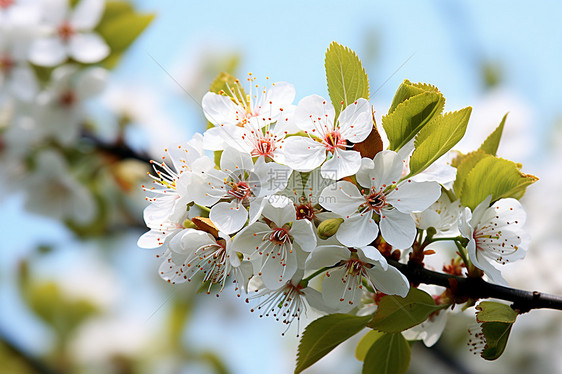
[138,76,530,338]
[1,0,110,222]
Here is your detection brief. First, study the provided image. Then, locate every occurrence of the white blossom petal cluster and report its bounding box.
[0,0,112,224]
[138,76,532,341]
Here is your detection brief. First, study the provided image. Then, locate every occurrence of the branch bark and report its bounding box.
[388,259,562,313]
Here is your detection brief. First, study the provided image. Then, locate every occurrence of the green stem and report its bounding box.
[195,204,211,214]
[302,267,331,284]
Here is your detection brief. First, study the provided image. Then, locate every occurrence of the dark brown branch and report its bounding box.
[388,259,562,313]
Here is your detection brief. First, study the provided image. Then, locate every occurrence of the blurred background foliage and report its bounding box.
[2,1,562,374]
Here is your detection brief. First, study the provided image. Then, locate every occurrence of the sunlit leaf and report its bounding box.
[355,330,384,361]
[460,156,538,210]
[325,42,370,118]
[368,288,445,333]
[295,314,371,374]
[383,81,445,151]
[408,107,472,177]
[362,333,411,374]
[478,113,508,156]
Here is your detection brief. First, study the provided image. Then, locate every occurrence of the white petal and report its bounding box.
[387,180,441,213]
[170,229,215,255]
[337,98,372,143]
[468,248,507,285]
[321,148,361,180]
[290,219,317,252]
[75,67,107,99]
[253,158,292,196]
[372,150,403,189]
[220,147,253,173]
[302,287,334,313]
[283,136,326,172]
[231,223,271,255]
[209,200,248,234]
[305,245,349,270]
[202,91,244,126]
[261,82,296,119]
[336,213,379,248]
[29,37,67,66]
[260,249,298,290]
[366,265,410,297]
[9,66,38,101]
[294,94,335,132]
[262,195,296,226]
[357,246,385,267]
[355,157,375,188]
[319,180,363,217]
[40,0,68,26]
[470,195,493,226]
[71,0,104,30]
[379,208,416,249]
[68,32,109,63]
[322,267,360,312]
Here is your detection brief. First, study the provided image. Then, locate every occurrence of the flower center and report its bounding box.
[269,227,290,245]
[0,54,14,75]
[363,189,387,213]
[251,137,276,158]
[295,202,315,220]
[323,131,346,152]
[59,90,76,108]
[227,181,251,201]
[345,258,367,276]
[0,0,14,9]
[57,22,76,41]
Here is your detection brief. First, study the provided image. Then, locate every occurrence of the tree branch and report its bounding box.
[388,259,562,313]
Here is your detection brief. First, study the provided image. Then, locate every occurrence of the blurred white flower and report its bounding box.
[23,149,96,224]
[29,0,109,66]
[36,65,107,145]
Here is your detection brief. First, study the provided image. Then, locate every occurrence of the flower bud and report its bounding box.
[317,218,344,240]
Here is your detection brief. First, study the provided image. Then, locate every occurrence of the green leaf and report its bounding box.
[295,314,371,374]
[388,80,441,114]
[362,333,411,374]
[480,322,514,360]
[97,9,155,69]
[453,150,490,198]
[325,42,369,118]
[382,88,445,151]
[474,302,518,361]
[209,72,247,106]
[408,107,472,177]
[355,330,385,361]
[102,1,135,22]
[479,113,508,156]
[476,301,517,324]
[368,288,445,333]
[459,156,538,210]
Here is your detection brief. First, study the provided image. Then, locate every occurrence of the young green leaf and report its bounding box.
[325,42,369,118]
[97,9,155,69]
[209,72,247,105]
[295,314,371,374]
[362,333,411,374]
[459,156,538,210]
[368,288,445,333]
[382,90,444,151]
[453,150,491,198]
[388,80,441,114]
[355,330,385,361]
[479,113,508,156]
[408,107,472,178]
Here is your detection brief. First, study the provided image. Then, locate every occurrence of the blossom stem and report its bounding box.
[387,259,562,313]
[302,267,332,284]
[195,204,211,214]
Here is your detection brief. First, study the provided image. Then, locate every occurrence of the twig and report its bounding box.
[388,259,562,313]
